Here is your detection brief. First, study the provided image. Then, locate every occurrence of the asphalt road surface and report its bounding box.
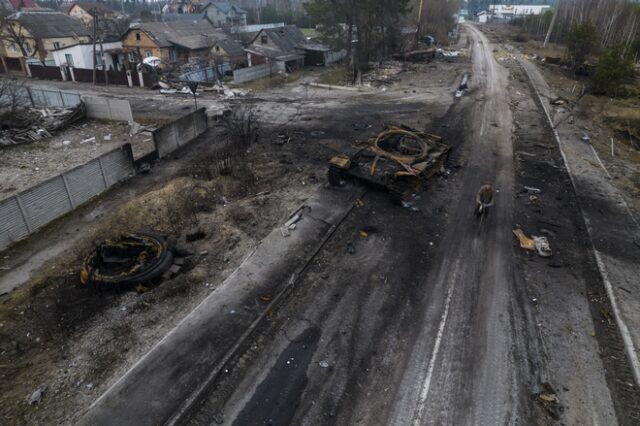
[178,25,630,425]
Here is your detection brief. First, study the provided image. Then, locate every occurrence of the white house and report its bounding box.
[477,10,488,24]
[489,5,551,19]
[52,41,123,70]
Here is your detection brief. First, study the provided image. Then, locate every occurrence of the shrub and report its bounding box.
[566,21,598,68]
[592,44,636,96]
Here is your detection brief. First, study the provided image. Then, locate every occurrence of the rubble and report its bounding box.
[0,103,86,147]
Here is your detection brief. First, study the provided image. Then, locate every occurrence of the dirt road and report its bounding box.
[174,24,636,426]
[6,24,639,426]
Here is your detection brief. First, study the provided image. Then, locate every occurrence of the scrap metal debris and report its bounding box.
[0,103,86,147]
[535,383,562,419]
[513,229,553,257]
[80,234,174,290]
[328,125,450,203]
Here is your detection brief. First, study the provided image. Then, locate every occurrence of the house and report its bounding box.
[246,25,329,69]
[66,2,123,26]
[210,37,245,65]
[477,10,489,24]
[201,1,247,27]
[0,0,38,12]
[121,19,232,67]
[489,5,551,20]
[51,40,122,70]
[161,0,206,15]
[1,10,92,67]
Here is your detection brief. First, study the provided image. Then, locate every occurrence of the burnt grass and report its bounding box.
[509,61,640,424]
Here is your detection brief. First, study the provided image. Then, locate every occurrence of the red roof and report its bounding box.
[9,0,39,10]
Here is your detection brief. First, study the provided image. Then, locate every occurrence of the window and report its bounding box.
[128,52,136,62]
[135,33,141,41]
[260,35,268,44]
[10,43,17,52]
[53,42,61,50]
[65,53,74,66]
[169,49,177,61]
[145,50,152,58]
[95,53,103,66]
[215,46,220,52]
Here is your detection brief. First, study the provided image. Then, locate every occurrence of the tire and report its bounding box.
[86,234,174,291]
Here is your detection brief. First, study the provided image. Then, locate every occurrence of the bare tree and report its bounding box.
[0,78,29,114]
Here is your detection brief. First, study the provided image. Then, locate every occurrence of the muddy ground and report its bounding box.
[0,59,468,425]
[481,22,640,216]
[0,119,157,200]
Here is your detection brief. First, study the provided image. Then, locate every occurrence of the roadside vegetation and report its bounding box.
[509,0,640,97]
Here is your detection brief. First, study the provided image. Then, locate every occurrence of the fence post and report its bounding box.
[14,194,33,233]
[60,66,67,81]
[61,174,75,209]
[106,98,113,120]
[26,87,35,107]
[97,157,110,189]
[69,66,76,82]
[58,90,64,107]
[138,71,144,87]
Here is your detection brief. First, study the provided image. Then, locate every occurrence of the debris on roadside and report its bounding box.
[27,385,47,405]
[79,233,174,291]
[534,236,552,257]
[535,383,561,419]
[392,49,436,63]
[0,103,86,147]
[513,229,553,257]
[550,97,568,106]
[513,228,536,250]
[318,360,329,368]
[581,132,591,142]
[529,195,541,205]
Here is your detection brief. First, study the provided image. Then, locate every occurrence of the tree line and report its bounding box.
[515,0,640,96]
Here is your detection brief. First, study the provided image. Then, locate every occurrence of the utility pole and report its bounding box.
[414,0,425,50]
[92,8,97,85]
[100,40,108,86]
[544,0,560,47]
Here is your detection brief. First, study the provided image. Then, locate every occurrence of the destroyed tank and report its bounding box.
[328,125,451,203]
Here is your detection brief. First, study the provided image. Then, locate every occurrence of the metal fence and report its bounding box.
[233,62,286,84]
[0,145,135,251]
[180,64,232,82]
[28,87,82,108]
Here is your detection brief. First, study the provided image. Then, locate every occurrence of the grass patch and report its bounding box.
[318,67,348,86]
[240,71,303,91]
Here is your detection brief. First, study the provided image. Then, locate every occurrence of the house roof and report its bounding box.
[203,1,246,15]
[255,25,328,54]
[6,0,38,10]
[8,10,92,39]
[69,2,120,16]
[214,37,244,57]
[130,20,227,51]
